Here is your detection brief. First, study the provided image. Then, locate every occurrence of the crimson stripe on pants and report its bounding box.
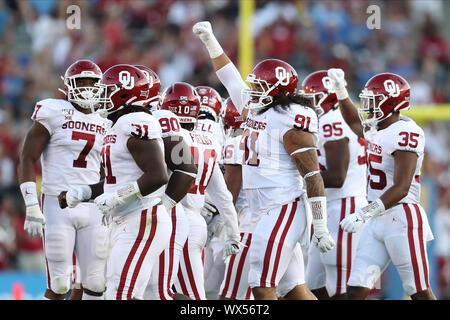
[413,204,429,289]
[270,199,298,286]
[336,198,346,295]
[41,194,51,290]
[260,204,288,287]
[245,286,252,300]
[182,238,201,300]
[346,197,355,284]
[166,206,178,299]
[404,204,422,292]
[116,209,147,300]
[158,250,166,299]
[231,233,252,299]
[221,235,240,297]
[176,259,189,297]
[127,206,158,299]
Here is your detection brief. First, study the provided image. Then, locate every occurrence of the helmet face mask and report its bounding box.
[300,70,337,118]
[358,92,386,128]
[65,77,102,112]
[300,90,328,118]
[60,60,103,113]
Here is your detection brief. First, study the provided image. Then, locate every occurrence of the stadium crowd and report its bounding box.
[0,0,449,298]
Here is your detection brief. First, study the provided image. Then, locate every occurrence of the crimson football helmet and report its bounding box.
[59,60,102,111]
[195,86,223,122]
[358,73,410,128]
[160,82,201,124]
[222,98,244,131]
[96,64,150,116]
[134,65,161,109]
[243,58,299,110]
[301,70,338,118]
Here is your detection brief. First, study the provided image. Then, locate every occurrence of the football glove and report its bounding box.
[222,239,245,264]
[65,185,92,208]
[192,21,224,58]
[24,204,46,238]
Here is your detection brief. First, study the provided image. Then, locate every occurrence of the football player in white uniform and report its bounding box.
[62,64,172,300]
[134,65,198,300]
[301,71,368,299]
[218,98,254,300]
[194,85,228,300]
[18,60,109,300]
[193,21,335,300]
[160,82,241,300]
[327,69,436,300]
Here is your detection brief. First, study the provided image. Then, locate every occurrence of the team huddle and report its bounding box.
[17,21,435,300]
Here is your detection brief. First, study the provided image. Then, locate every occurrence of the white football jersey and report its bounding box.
[32,99,108,196]
[366,116,424,203]
[317,109,367,201]
[195,118,226,162]
[178,127,221,213]
[241,104,318,211]
[179,126,240,239]
[222,134,252,233]
[150,109,184,195]
[102,111,165,217]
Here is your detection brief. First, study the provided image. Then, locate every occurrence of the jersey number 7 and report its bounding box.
[72,131,95,169]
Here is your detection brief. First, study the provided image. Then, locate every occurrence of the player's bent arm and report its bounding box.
[18,121,50,238]
[321,138,350,188]
[18,121,50,184]
[379,150,418,210]
[127,137,169,196]
[224,164,242,205]
[327,68,363,138]
[340,150,419,233]
[283,128,325,198]
[193,21,247,115]
[163,136,197,203]
[283,128,335,252]
[338,98,364,138]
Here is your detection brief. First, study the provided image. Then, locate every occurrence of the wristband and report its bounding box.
[116,181,143,204]
[335,86,349,100]
[203,35,224,59]
[309,196,327,222]
[161,193,177,212]
[361,198,385,221]
[20,182,39,207]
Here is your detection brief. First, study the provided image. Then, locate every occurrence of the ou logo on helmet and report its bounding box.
[119,71,135,89]
[322,76,333,91]
[384,79,400,97]
[275,66,290,86]
[140,70,154,88]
